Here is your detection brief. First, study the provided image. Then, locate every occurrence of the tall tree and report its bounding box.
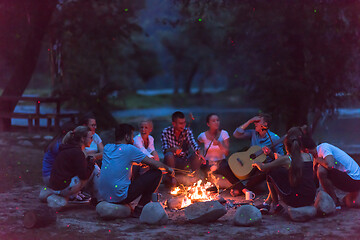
[50,0,161,128]
[0,0,57,130]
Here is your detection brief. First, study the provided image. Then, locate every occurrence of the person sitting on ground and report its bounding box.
[161,111,201,188]
[49,126,100,202]
[302,132,360,208]
[252,126,317,214]
[42,121,76,186]
[98,123,174,217]
[197,113,235,187]
[133,119,160,178]
[232,113,285,197]
[80,113,104,166]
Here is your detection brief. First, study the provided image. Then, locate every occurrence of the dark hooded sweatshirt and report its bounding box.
[50,144,94,190]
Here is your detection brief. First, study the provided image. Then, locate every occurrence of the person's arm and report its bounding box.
[75,151,95,180]
[187,128,200,154]
[252,155,291,172]
[161,129,176,154]
[213,137,229,156]
[141,156,174,176]
[134,136,154,158]
[233,116,261,138]
[314,155,335,170]
[92,142,104,160]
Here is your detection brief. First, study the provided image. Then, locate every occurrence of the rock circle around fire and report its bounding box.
[234,205,262,227]
[140,202,168,225]
[96,201,131,220]
[184,200,227,223]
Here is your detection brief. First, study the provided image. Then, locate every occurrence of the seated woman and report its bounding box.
[42,121,75,186]
[49,126,100,202]
[80,114,104,166]
[198,113,253,196]
[252,127,317,213]
[133,119,159,178]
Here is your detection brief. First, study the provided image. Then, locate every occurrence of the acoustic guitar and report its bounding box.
[228,135,286,180]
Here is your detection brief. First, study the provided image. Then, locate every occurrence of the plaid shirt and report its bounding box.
[161,126,199,158]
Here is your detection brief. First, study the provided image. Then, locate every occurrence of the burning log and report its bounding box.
[169,180,219,209]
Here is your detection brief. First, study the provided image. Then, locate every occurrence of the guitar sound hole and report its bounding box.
[249,154,256,160]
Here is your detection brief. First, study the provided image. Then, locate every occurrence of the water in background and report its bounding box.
[12,105,360,155]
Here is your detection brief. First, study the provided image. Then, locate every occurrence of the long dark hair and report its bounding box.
[44,121,76,153]
[284,127,304,187]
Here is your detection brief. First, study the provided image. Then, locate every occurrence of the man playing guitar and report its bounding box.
[232,113,285,197]
[161,111,201,189]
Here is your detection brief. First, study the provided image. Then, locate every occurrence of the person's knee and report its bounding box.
[164,152,175,164]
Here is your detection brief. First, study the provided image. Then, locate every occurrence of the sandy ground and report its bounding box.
[1,184,360,240]
[1,132,360,240]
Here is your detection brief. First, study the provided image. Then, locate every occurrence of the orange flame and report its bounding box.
[171,180,218,209]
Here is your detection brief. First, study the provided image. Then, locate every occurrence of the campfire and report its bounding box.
[170,180,219,209]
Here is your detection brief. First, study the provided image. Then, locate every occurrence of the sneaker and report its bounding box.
[256,202,270,214]
[68,193,91,204]
[131,206,143,218]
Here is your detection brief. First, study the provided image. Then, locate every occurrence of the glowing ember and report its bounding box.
[171,180,218,209]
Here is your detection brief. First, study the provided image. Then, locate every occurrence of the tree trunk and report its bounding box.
[0,0,57,130]
[184,63,199,94]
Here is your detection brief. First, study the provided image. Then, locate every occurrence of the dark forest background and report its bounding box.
[0,0,359,130]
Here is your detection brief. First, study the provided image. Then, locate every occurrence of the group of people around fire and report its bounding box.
[42,111,360,217]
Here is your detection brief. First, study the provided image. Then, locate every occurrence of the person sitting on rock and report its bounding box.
[302,132,360,208]
[42,121,76,186]
[98,123,174,218]
[252,126,317,214]
[132,119,160,179]
[49,126,100,202]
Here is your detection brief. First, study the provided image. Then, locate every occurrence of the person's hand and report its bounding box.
[210,165,218,172]
[262,146,272,156]
[167,167,175,177]
[213,139,220,146]
[175,147,182,156]
[252,162,265,171]
[250,116,262,123]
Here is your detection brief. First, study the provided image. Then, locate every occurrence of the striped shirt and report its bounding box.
[161,126,199,158]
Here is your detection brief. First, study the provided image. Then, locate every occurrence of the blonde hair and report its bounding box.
[139,119,153,130]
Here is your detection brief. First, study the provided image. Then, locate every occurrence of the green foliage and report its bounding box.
[49,0,161,127]
[209,1,360,129]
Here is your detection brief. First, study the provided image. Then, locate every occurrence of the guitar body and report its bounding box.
[228,145,267,180]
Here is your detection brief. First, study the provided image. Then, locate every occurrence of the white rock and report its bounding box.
[140,202,168,225]
[184,200,227,223]
[288,206,316,222]
[39,187,54,203]
[47,194,67,211]
[44,135,53,140]
[18,140,33,147]
[96,201,131,220]
[314,191,336,216]
[234,205,262,226]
